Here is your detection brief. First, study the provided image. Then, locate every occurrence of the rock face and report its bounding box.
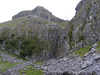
[3,0,100,59]
[47,24,68,58]
[1,0,100,74]
[69,0,100,49]
[12,6,64,23]
[41,43,100,75]
[0,5,67,59]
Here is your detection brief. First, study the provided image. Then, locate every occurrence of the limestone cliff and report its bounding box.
[0,6,68,59]
[1,0,100,60]
[66,0,100,50]
[12,6,64,23]
[1,0,100,75]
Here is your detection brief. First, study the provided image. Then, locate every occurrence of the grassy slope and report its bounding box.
[19,65,43,75]
[74,46,91,57]
[0,16,53,27]
[0,57,18,72]
[74,41,100,57]
[0,15,67,75]
[96,42,100,53]
[0,51,44,75]
[19,61,44,75]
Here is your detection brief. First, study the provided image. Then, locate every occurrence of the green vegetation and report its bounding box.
[74,46,91,57]
[74,41,100,57]
[96,41,100,53]
[20,38,49,58]
[58,21,68,29]
[19,65,44,75]
[78,22,86,43]
[0,16,51,27]
[5,39,19,50]
[0,57,18,72]
[78,35,84,42]
[4,35,50,59]
[68,22,74,49]
[34,61,43,65]
[0,15,53,59]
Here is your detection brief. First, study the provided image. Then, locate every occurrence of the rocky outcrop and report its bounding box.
[40,43,100,75]
[0,6,67,59]
[47,24,68,58]
[12,6,65,23]
[1,0,100,74]
[69,0,100,49]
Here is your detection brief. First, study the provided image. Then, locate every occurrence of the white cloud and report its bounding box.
[0,0,81,23]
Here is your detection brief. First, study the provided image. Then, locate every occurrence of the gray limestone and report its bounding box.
[41,43,100,75]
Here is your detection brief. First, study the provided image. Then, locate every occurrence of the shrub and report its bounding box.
[74,46,91,57]
[19,36,50,58]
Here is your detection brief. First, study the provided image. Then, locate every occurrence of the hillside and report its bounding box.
[1,0,100,75]
[12,6,65,23]
[0,6,68,59]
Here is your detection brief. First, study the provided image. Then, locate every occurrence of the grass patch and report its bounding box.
[0,58,18,72]
[74,41,100,57]
[19,65,44,75]
[34,61,43,65]
[74,46,91,57]
[96,41,100,53]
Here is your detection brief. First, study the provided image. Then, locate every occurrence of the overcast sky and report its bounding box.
[0,0,81,23]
